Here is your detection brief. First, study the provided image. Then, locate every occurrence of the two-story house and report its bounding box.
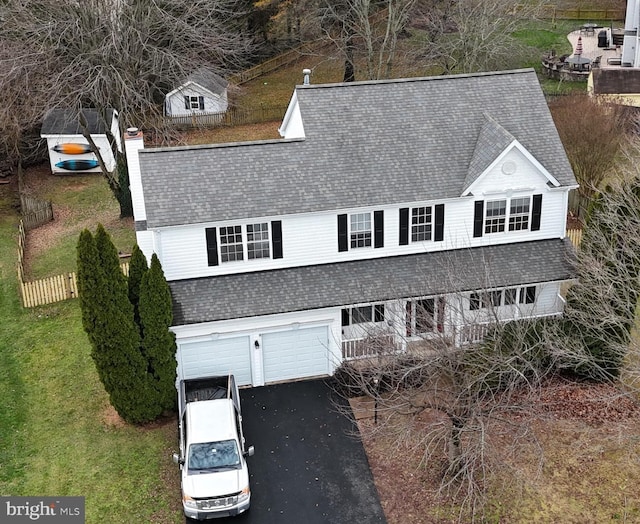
[125,68,578,388]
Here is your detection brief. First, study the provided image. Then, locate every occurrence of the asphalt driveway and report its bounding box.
[214,378,386,524]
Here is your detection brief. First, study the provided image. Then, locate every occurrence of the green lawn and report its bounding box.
[22,170,136,279]
[0,194,180,523]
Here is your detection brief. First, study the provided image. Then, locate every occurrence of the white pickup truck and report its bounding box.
[173,374,254,520]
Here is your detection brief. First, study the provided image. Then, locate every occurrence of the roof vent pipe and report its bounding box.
[302,68,311,85]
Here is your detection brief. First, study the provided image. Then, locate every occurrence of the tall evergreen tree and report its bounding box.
[78,225,161,423]
[128,244,149,327]
[76,229,110,385]
[139,254,178,412]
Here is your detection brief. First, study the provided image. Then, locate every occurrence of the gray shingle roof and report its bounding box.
[169,238,576,325]
[184,68,228,96]
[139,69,576,229]
[41,108,115,135]
[465,113,517,191]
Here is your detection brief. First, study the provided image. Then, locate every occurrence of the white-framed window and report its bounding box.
[411,206,432,242]
[469,286,537,309]
[406,297,444,336]
[485,200,506,234]
[220,225,244,262]
[350,212,372,248]
[509,197,531,231]
[485,197,532,234]
[342,304,385,326]
[189,96,200,109]
[247,223,270,259]
[519,285,537,304]
[219,222,270,263]
[504,288,518,305]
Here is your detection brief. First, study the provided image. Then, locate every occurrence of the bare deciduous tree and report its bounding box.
[0,0,254,160]
[557,147,640,380]
[0,0,255,213]
[414,0,545,75]
[549,93,634,219]
[318,0,417,81]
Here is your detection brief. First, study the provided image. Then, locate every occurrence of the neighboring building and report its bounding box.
[41,108,121,175]
[589,0,640,106]
[126,68,578,388]
[164,69,229,118]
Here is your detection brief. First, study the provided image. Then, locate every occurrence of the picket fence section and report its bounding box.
[17,220,131,308]
[19,262,130,309]
[167,105,287,129]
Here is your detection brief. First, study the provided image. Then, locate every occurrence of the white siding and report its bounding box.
[165,83,228,117]
[153,186,570,281]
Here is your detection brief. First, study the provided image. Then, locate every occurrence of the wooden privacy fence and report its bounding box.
[20,194,53,230]
[543,7,625,21]
[229,40,329,85]
[17,220,130,308]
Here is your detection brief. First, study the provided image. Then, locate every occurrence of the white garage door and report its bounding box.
[262,326,329,383]
[179,336,252,386]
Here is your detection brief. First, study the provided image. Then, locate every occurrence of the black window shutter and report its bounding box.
[531,194,542,231]
[184,96,190,110]
[374,210,384,248]
[338,214,348,252]
[271,220,283,259]
[205,227,219,266]
[434,204,445,242]
[399,208,409,245]
[341,309,350,326]
[198,96,205,110]
[473,201,484,238]
[374,304,385,322]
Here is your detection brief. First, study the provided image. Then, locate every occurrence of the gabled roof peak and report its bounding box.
[464,113,517,192]
[295,68,537,90]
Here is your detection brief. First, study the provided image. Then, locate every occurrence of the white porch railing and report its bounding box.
[460,323,493,345]
[342,334,398,360]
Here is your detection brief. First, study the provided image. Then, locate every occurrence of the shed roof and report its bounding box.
[41,108,116,135]
[169,238,575,325]
[167,68,229,98]
[140,69,576,229]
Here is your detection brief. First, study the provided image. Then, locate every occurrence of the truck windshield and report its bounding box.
[188,440,240,471]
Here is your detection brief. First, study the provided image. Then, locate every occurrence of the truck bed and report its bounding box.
[183,376,229,403]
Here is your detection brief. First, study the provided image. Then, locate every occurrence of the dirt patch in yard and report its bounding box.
[353,378,640,523]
